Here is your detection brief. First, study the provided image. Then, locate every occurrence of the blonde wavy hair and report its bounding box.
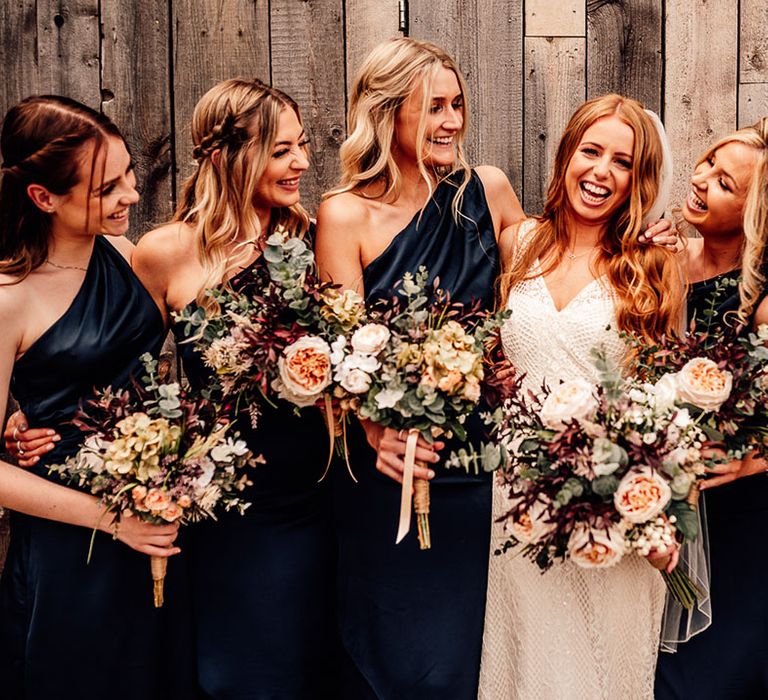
[175,78,310,311]
[499,94,684,342]
[693,119,768,323]
[326,37,472,218]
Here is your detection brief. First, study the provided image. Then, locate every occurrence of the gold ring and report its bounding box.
[12,427,19,441]
[17,440,25,457]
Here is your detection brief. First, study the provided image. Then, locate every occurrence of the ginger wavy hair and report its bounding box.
[694,119,768,323]
[175,78,310,312]
[499,94,684,342]
[325,37,472,218]
[0,95,124,282]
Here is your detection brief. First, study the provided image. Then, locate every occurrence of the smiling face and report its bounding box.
[50,135,138,237]
[393,66,464,169]
[564,115,635,226]
[252,106,309,212]
[683,141,759,237]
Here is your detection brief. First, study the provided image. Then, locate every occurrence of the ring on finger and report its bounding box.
[12,427,19,441]
[17,440,25,457]
[398,429,406,441]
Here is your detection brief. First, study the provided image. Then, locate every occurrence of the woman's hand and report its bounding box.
[700,447,767,490]
[639,219,680,250]
[361,420,442,484]
[102,512,181,558]
[3,410,59,467]
[645,540,680,574]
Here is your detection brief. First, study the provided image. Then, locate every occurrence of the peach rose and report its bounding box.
[506,497,555,545]
[614,467,671,524]
[274,336,332,407]
[144,487,172,513]
[568,522,626,568]
[675,357,732,412]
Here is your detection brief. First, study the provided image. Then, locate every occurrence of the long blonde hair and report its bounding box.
[326,37,472,218]
[695,119,768,323]
[175,78,310,311]
[499,94,684,342]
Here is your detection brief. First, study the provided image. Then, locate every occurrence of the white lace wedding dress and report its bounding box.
[479,220,666,700]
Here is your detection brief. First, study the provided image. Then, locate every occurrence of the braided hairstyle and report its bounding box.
[0,95,125,280]
[175,77,310,312]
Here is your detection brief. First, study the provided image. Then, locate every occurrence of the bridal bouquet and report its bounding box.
[477,351,717,608]
[49,354,258,607]
[174,228,366,474]
[337,267,507,549]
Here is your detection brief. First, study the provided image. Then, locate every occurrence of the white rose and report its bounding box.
[274,335,332,407]
[506,497,556,545]
[652,373,679,412]
[340,368,372,395]
[79,435,107,473]
[330,335,347,366]
[345,351,380,373]
[613,466,671,524]
[374,388,404,409]
[568,522,626,568]
[676,357,733,412]
[540,378,598,430]
[351,324,390,355]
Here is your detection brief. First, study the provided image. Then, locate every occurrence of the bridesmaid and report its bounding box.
[655,118,768,699]
[0,96,187,699]
[132,78,338,699]
[315,38,525,699]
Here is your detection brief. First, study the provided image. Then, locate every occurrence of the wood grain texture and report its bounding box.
[740,0,768,83]
[738,83,768,128]
[345,0,400,95]
[171,0,270,191]
[101,0,173,237]
[271,0,346,211]
[524,36,586,214]
[0,1,41,113]
[526,0,584,37]
[665,0,738,209]
[586,0,662,112]
[36,0,101,107]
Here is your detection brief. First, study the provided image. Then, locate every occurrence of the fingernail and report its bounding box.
[19,424,28,431]
[46,430,56,436]
[52,435,61,442]
[428,470,435,479]
[46,443,55,451]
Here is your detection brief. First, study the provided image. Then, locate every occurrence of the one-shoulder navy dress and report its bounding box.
[335,171,498,699]
[655,270,768,699]
[0,237,195,700]
[173,237,338,699]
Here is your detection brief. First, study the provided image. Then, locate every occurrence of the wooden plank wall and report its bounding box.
[0,0,764,229]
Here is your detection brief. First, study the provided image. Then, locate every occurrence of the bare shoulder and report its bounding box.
[0,277,28,348]
[475,165,513,195]
[474,165,525,235]
[104,235,134,262]
[499,217,536,265]
[133,221,193,273]
[317,192,371,230]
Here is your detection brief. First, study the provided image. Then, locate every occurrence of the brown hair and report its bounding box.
[499,94,684,341]
[0,95,125,280]
[174,77,310,312]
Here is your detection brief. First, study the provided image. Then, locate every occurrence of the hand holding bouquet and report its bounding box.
[49,354,259,607]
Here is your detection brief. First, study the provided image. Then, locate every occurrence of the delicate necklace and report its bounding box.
[45,259,88,272]
[566,246,596,261]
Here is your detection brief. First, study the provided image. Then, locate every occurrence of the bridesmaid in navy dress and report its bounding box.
[0,96,188,699]
[132,78,338,699]
[315,39,525,699]
[655,119,768,698]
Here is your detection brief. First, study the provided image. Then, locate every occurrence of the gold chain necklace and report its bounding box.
[46,259,88,272]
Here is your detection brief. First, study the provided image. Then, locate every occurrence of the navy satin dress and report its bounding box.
[655,270,768,699]
[173,239,338,700]
[0,237,195,700]
[335,171,498,699]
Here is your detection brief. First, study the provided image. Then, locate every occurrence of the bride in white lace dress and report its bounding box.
[480,95,685,700]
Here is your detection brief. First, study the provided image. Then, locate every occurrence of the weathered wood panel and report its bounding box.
[739,83,768,128]
[0,1,42,112]
[586,0,663,112]
[171,0,270,192]
[101,0,173,237]
[524,37,586,214]
[526,0,584,37]
[345,0,400,95]
[664,0,738,208]
[270,0,346,209]
[740,0,768,84]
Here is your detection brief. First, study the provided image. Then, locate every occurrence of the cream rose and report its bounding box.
[614,467,671,523]
[675,357,732,412]
[568,522,626,568]
[652,373,679,412]
[351,323,390,355]
[274,335,332,407]
[340,368,372,395]
[506,497,555,544]
[540,378,598,430]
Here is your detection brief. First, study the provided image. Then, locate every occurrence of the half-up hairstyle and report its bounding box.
[326,37,472,219]
[499,94,684,342]
[699,119,768,323]
[175,77,310,312]
[0,95,124,281]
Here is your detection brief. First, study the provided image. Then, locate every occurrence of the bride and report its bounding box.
[481,94,685,699]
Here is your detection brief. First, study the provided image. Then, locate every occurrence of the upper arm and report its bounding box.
[0,287,25,426]
[315,195,367,294]
[475,165,525,238]
[132,227,175,324]
[753,295,768,329]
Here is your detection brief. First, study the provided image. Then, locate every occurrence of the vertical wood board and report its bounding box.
[345,0,401,96]
[271,0,346,211]
[526,0,584,37]
[0,1,42,114]
[740,0,768,83]
[523,36,586,214]
[738,83,768,128]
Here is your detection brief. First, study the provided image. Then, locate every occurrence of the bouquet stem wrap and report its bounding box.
[396,430,431,549]
[151,555,167,608]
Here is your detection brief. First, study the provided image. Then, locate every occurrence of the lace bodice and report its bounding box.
[480,219,665,700]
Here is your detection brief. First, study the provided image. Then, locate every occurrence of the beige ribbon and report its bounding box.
[396,429,419,544]
[341,416,358,483]
[317,394,336,483]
